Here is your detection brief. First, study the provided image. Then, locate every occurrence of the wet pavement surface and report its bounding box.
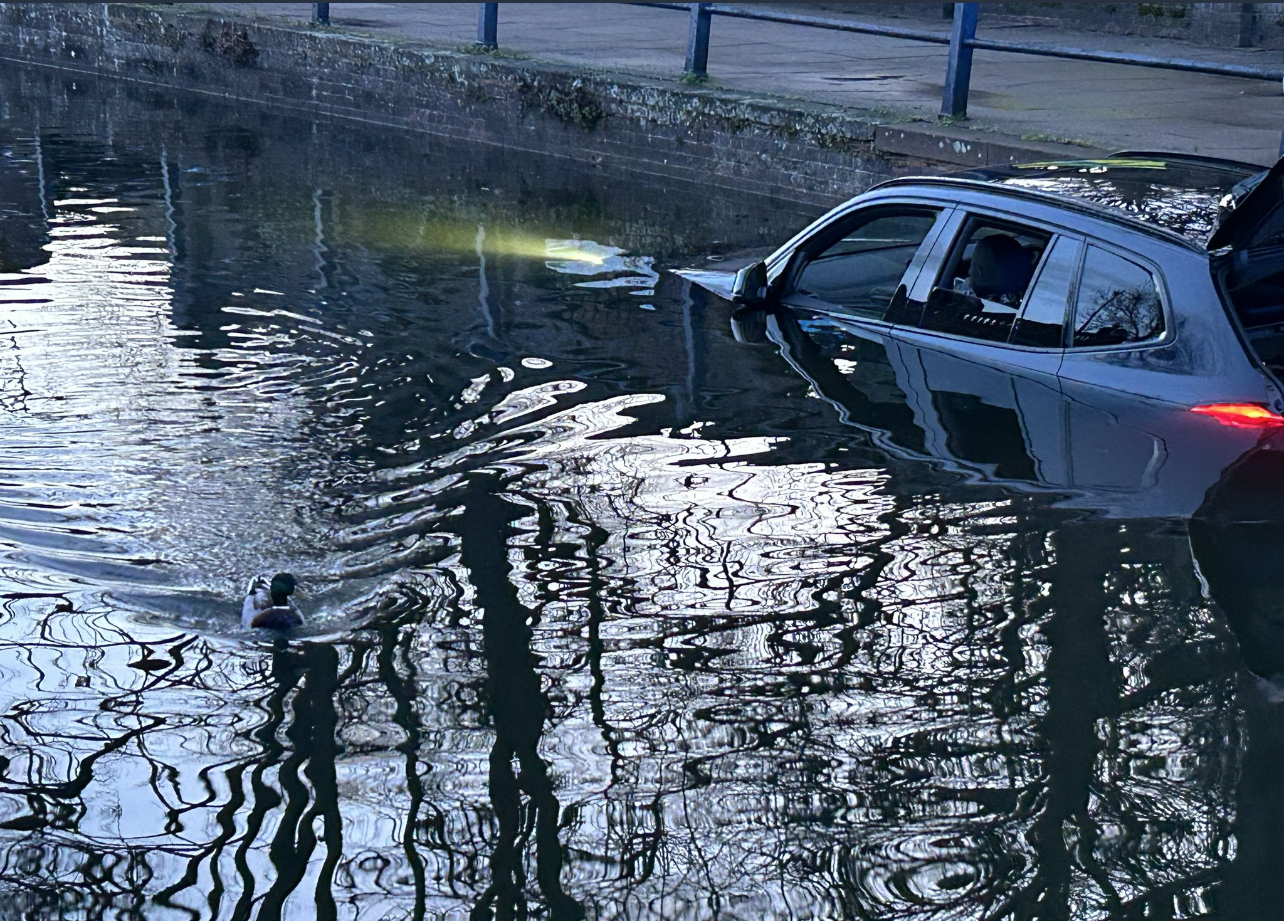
[2,68,1284,920]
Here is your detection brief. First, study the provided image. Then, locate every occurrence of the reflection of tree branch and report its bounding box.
[456,474,584,921]
[253,643,342,921]
[998,523,1122,920]
[229,647,303,921]
[1,338,32,414]
[1076,287,1158,341]
[374,621,428,919]
[563,506,623,769]
[0,711,164,801]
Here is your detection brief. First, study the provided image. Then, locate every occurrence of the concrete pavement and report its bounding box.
[200,2,1284,165]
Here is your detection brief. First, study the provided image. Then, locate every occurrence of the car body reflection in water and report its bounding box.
[0,68,1282,920]
[741,298,1284,918]
[755,302,1272,520]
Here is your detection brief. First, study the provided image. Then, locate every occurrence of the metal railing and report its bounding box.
[436,2,1284,121]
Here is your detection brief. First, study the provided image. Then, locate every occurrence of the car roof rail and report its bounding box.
[869,175,1204,251]
[1108,150,1265,174]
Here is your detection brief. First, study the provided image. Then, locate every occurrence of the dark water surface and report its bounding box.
[1,69,1283,920]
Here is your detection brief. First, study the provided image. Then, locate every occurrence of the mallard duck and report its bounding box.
[241,572,301,629]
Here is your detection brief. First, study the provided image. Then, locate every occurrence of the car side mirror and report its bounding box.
[731,261,768,305]
[730,305,768,344]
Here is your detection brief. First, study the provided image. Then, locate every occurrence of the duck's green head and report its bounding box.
[270,572,297,605]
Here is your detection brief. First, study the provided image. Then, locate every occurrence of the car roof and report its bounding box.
[879,153,1263,247]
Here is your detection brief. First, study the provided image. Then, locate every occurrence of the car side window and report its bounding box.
[1070,246,1164,347]
[915,218,1051,343]
[1009,236,1081,348]
[789,209,941,319]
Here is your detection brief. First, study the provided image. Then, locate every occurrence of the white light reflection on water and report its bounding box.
[545,238,660,301]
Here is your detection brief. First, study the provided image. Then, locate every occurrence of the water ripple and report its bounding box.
[0,76,1259,921]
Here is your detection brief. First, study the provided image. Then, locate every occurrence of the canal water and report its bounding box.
[0,68,1280,920]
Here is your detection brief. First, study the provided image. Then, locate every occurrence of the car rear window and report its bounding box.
[1070,246,1164,348]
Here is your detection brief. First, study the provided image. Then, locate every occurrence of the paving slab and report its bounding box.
[196,2,1284,165]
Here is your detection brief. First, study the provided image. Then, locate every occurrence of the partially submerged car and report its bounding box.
[686,153,1284,428]
[683,153,1284,520]
[681,154,1284,685]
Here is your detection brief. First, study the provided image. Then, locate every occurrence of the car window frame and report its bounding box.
[916,213,1056,346]
[899,207,1081,353]
[1008,234,1085,351]
[1065,239,1173,354]
[775,203,956,324]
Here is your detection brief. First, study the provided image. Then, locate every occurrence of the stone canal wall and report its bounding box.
[0,3,1087,204]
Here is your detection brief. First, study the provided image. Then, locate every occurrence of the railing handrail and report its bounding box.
[632,3,1284,112]
[452,3,1283,121]
[967,34,1284,80]
[634,2,953,46]
[644,3,1284,80]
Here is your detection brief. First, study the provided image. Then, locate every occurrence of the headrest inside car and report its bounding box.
[969,234,1034,300]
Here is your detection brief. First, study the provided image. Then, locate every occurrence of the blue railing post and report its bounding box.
[685,3,712,78]
[941,2,978,118]
[477,3,498,50]
[312,3,330,25]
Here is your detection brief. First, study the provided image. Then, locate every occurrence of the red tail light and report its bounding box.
[1190,403,1284,427]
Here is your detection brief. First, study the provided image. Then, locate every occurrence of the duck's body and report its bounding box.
[242,573,301,629]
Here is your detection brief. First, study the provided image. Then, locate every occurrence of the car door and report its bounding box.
[885,211,1080,490]
[1052,241,1178,492]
